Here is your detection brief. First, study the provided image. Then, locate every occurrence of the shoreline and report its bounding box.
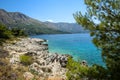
[3,37,70,80]
[31,33,105,67]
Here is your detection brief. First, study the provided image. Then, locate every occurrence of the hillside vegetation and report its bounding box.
[0,9,88,35]
[0,23,26,45]
[0,9,66,35]
[44,21,89,33]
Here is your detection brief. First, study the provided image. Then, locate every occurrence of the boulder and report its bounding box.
[81,60,88,66]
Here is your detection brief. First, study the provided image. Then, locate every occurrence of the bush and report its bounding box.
[66,57,89,80]
[87,64,108,80]
[11,28,27,37]
[0,23,27,45]
[0,24,13,39]
[66,57,108,80]
[20,55,33,66]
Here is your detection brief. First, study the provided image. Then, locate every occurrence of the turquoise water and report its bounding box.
[31,34,105,66]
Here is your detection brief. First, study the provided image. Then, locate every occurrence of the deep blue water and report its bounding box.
[31,33,105,66]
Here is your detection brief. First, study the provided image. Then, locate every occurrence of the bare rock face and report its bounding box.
[4,38,69,79]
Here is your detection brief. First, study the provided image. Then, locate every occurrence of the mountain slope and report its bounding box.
[0,9,66,35]
[0,9,88,35]
[44,22,89,33]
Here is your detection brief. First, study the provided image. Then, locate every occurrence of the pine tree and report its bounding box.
[74,0,120,79]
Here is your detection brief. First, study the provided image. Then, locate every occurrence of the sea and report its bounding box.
[31,33,105,66]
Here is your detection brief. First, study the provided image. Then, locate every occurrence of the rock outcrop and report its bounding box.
[3,38,69,80]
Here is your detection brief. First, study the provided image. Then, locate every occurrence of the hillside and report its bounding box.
[44,21,89,33]
[0,9,88,35]
[0,9,65,35]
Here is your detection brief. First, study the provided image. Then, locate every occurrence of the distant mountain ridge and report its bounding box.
[43,22,89,33]
[0,9,88,35]
[0,9,65,35]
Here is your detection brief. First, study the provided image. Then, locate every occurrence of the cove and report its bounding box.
[31,33,105,66]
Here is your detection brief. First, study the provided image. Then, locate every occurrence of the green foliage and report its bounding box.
[0,23,27,45]
[87,64,108,80]
[20,55,33,65]
[10,23,65,35]
[11,28,27,37]
[66,58,109,80]
[74,0,120,79]
[0,24,13,45]
[66,57,89,80]
[0,24,13,39]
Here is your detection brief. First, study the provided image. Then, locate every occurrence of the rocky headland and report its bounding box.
[3,38,70,80]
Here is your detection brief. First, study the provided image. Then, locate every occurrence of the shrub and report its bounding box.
[66,57,109,80]
[0,23,27,45]
[0,24,13,39]
[66,57,89,80]
[87,64,109,80]
[11,28,27,37]
[20,55,33,66]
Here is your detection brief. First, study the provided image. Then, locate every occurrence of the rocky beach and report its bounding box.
[3,38,70,80]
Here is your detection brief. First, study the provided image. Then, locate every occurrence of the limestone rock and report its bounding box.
[4,38,69,79]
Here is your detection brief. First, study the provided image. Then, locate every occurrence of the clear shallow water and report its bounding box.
[31,33,105,66]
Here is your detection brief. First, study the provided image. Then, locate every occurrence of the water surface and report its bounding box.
[31,33,104,66]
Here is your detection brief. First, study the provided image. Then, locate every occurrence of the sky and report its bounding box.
[0,0,86,23]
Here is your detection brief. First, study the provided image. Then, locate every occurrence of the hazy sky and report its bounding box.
[0,0,86,23]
